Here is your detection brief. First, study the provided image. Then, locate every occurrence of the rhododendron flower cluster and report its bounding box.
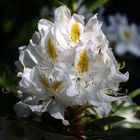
[14,6,129,124]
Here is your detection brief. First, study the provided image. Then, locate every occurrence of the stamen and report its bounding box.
[117,61,125,70]
[105,58,109,65]
[102,87,127,96]
[40,97,53,112]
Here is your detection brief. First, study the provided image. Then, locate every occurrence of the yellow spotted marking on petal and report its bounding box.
[70,21,80,42]
[76,49,89,73]
[47,37,58,60]
[39,76,62,94]
[52,81,62,93]
[38,76,51,91]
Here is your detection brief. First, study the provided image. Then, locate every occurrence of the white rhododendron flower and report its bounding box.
[104,14,128,43]
[14,5,129,125]
[105,13,140,56]
[115,24,140,56]
[108,13,128,30]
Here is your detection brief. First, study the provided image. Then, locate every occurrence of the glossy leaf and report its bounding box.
[87,116,125,130]
[44,132,77,140]
[0,66,18,91]
[129,88,140,98]
[85,0,109,15]
[87,128,140,140]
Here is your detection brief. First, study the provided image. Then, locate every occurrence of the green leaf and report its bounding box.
[87,128,140,140]
[116,105,140,114]
[85,0,109,15]
[87,116,125,130]
[124,122,140,129]
[13,19,37,45]
[0,66,18,91]
[2,19,14,33]
[44,132,77,140]
[129,88,140,98]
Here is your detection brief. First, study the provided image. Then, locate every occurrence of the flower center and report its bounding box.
[52,81,62,93]
[70,21,80,42]
[76,77,88,88]
[39,76,51,91]
[39,76,62,94]
[47,37,58,60]
[123,29,132,40]
[76,49,89,73]
[116,18,121,25]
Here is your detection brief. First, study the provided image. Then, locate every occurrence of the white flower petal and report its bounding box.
[48,101,65,120]
[14,102,31,118]
[97,102,112,117]
[66,84,79,97]
[108,13,128,28]
[54,5,71,26]
[58,48,75,64]
[115,42,127,55]
[128,43,140,56]
[19,48,37,68]
[85,14,102,32]
[38,19,54,34]
[55,27,68,50]
[32,31,41,45]
[98,91,127,102]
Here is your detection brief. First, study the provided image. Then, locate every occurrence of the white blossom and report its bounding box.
[105,13,140,56]
[115,24,140,56]
[14,6,129,124]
